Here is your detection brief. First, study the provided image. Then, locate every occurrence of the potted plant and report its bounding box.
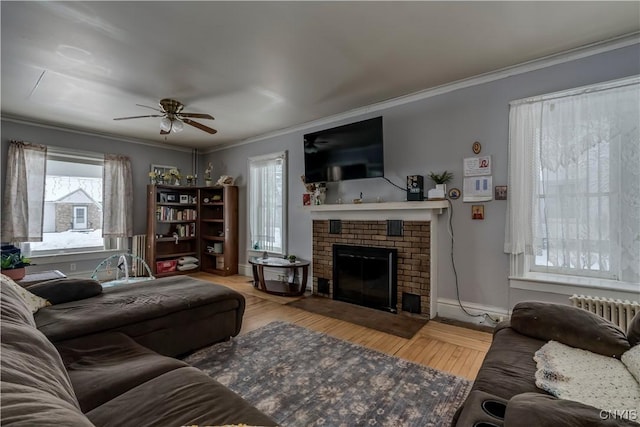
[1,253,31,280]
[428,171,454,193]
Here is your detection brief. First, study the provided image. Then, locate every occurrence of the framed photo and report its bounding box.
[166,193,177,202]
[472,205,484,220]
[448,187,461,200]
[495,185,508,200]
[151,164,177,178]
[179,195,190,204]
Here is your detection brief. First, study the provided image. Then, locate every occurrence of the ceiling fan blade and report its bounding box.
[178,113,214,120]
[183,118,217,134]
[135,104,163,113]
[113,115,163,120]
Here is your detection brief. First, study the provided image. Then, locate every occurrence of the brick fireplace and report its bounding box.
[308,201,447,319]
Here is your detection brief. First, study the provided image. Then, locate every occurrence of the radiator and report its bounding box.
[570,294,640,331]
[131,234,147,277]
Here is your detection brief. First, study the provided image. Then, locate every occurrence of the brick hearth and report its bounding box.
[312,220,431,317]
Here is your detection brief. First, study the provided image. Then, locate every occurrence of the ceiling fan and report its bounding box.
[304,135,328,153]
[113,98,217,135]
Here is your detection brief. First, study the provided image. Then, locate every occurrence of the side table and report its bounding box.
[17,270,67,287]
[248,257,309,297]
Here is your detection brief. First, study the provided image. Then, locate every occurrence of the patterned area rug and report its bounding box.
[183,321,471,426]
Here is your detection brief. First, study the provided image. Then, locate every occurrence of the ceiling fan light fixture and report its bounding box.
[160,117,172,132]
[172,119,184,133]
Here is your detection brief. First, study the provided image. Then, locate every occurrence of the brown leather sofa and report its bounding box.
[1,274,277,426]
[453,301,640,427]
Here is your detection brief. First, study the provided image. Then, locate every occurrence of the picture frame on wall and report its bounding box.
[495,185,508,200]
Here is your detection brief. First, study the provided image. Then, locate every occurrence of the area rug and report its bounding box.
[183,321,471,426]
[287,295,428,339]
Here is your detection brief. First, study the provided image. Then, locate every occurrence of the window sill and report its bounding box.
[29,249,122,265]
[509,272,640,298]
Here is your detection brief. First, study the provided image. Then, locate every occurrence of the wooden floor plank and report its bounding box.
[194,273,491,380]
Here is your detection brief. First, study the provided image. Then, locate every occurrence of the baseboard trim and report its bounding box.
[437,298,510,326]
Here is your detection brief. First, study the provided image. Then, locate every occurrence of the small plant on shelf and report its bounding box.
[428,171,454,184]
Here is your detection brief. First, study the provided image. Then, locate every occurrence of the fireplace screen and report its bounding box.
[333,244,398,313]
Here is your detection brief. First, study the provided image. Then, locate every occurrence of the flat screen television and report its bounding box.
[303,116,384,183]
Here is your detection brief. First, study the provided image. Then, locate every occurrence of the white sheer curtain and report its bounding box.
[248,151,287,255]
[1,141,47,242]
[506,76,640,283]
[102,154,133,238]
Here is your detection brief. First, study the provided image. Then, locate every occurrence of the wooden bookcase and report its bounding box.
[146,185,200,277]
[198,186,238,276]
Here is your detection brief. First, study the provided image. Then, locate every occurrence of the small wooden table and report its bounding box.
[248,257,309,297]
[17,270,67,287]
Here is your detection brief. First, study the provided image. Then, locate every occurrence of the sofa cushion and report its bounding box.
[470,325,548,400]
[1,273,50,313]
[86,367,278,427]
[27,278,102,304]
[56,332,188,412]
[510,301,630,358]
[35,276,243,343]
[628,311,640,347]
[1,310,91,425]
[504,392,639,426]
[1,274,37,327]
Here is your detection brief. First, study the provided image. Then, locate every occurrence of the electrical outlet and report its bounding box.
[69,263,76,271]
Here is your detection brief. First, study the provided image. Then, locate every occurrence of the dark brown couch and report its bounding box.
[1,274,277,426]
[453,301,640,427]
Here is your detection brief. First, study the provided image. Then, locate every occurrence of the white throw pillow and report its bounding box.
[1,273,51,313]
[622,345,640,385]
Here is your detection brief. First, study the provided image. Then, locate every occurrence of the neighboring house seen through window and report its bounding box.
[27,149,108,255]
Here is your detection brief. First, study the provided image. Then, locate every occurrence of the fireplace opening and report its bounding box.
[333,244,397,313]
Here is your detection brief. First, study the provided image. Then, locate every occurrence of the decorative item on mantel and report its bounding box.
[149,170,158,185]
[300,175,326,205]
[427,171,453,200]
[186,175,196,186]
[204,162,213,186]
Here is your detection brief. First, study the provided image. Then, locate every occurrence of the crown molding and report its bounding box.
[204,32,640,154]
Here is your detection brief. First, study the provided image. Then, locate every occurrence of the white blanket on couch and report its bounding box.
[534,340,640,420]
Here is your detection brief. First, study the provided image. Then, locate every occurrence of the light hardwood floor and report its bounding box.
[193,272,492,381]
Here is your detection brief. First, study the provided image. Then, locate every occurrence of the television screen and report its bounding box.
[303,116,384,183]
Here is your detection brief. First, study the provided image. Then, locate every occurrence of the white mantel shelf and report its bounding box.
[306,200,448,221]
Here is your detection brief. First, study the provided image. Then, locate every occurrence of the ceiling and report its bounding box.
[2,2,639,150]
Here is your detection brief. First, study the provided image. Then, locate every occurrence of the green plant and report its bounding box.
[428,171,454,184]
[286,254,297,263]
[1,253,31,270]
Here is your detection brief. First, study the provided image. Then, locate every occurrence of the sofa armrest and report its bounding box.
[504,392,638,426]
[510,301,630,358]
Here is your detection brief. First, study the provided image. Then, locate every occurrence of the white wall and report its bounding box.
[203,44,640,317]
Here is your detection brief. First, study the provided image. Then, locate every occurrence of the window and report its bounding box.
[506,76,639,285]
[248,151,287,255]
[26,148,113,255]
